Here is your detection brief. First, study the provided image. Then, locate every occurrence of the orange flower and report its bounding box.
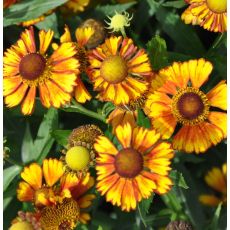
[88,36,152,105]
[181,0,227,33]
[3,27,79,115]
[95,123,174,211]
[145,59,227,154]
[62,0,90,13]
[199,164,227,206]
[17,159,65,208]
[53,25,94,103]
[60,173,96,224]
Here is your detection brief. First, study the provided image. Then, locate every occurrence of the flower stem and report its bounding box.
[121,28,127,38]
[4,157,23,167]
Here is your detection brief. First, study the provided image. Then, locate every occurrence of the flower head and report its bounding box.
[95,123,174,211]
[61,125,103,177]
[3,27,79,115]
[62,0,90,13]
[181,0,227,32]
[105,11,133,35]
[88,36,152,105]
[199,163,227,206]
[17,159,65,208]
[145,59,227,154]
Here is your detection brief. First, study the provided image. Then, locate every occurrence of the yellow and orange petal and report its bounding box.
[3,27,79,115]
[63,0,90,13]
[199,164,227,206]
[145,58,227,154]
[88,36,152,105]
[95,123,174,211]
[181,0,227,33]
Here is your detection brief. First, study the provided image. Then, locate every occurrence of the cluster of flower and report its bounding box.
[4,0,227,229]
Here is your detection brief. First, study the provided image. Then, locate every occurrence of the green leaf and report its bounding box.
[137,109,151,128]
[98,226,103,230]
[21,123,34,164]
[162,0,186,8]
[3,197,13,211]
[155,7,205,56]
[52,130,72,147]
[101,102,115,118]
[3,165,22,192]
[35,13,60,38]
[147,35,169,70]
[4,0,68,27]
[95,2,137,17]
[209,203,222,230]
[33,108,58,162]
[170,170,189,189]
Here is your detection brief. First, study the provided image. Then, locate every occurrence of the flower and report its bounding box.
[199,164,227,206]
[88,36,152,105]
[3,0,17,8]
[3,27,79,115]
[53,25,95,103]
[10,211,41,230]
[62,0,90,13]
[61,124,103,177]
[17,159,65,208]
[165,220,193,230]
[94,123,174,211]
[105,11,133,35]
[145,59,227,154]
[59,173,96,224]
[181,0,227,33]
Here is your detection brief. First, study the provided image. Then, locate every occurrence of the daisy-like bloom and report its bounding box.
[199,163,227,206]
[181,0,227,33]
[95,123,174,211]
[60,172,96,224]
[10,211,41,230]
[17,158,65,209]
[61,124,103,177]
[88,36,152,105]
[105,11,133,36]
[3,27,79,115]
[61,0,90,13]
[145,59,227,154]
[107,94,147,132]
[53,25,94,103]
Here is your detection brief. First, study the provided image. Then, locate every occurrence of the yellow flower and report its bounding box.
[62,0,90,13]
[88,36,152,105]
[145,59,227,154]
[59,173,96,224]
[62,124,103,177]
[53,25,94,103]
[181,0,227,33]
[94,123,174,211]
[199,164,227,206]
[105,11,133,36]
[17,159,65,208]
[3,27,79,115]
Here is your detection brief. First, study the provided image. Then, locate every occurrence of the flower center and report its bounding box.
[100,55,128,84]
[115,148,143,178]
[65,146,90,171]
[9,221,33,230]
[206,0,227,13]
[19,53,46,80]
[172,87,210,125]
[40,198,80,230]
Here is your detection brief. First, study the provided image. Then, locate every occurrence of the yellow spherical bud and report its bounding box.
[207,0,227,13]
[65,146,90,171]
[10,221,33,230]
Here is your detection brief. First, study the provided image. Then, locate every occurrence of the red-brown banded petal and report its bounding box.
[94,136,118,155]
[3,76,22,96]
[96,164,116,181]
[39,83,51,108]
[39,29,54,55]
[21,86,36,115]
[4,83,28,108]
[43,159,64,187]
[115,123,132,148]
[20,27,36,53]
[207,80,227,110]
[21,163,42,190]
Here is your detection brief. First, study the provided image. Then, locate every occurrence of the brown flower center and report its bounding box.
[206,0,227,13]
[115,148,143,178]
[172,87,210,126]
[101,55,128,84]
[19,53,46,80]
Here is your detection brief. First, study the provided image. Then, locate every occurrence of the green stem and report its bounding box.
[4,157,23,167]
[62,102,106,123]
[137,205,147,228]
[120,28,127,38]
[207,33,225,55]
